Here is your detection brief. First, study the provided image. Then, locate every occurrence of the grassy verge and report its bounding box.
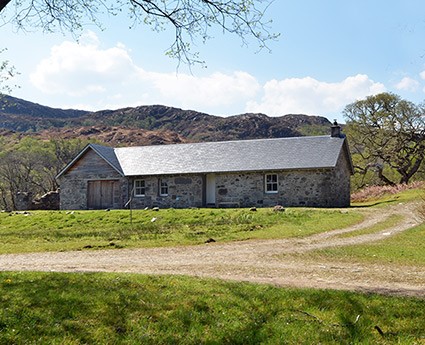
[307,222,425,266]
[1,272,424,344]
[0,208,363,254]
[351,183,424,207]
[284,185,425,266]
[336,214,404,239]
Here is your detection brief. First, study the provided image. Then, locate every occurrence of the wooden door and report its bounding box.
[87,180,116,209]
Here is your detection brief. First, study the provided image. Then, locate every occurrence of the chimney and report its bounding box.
[331,120,341,138]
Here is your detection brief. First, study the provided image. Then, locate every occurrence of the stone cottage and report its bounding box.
[56,124,353,209]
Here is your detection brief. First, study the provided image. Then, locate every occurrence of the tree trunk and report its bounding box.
[376,167,396,186]
[398,156,424,185]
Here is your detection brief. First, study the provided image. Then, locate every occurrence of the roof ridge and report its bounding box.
[114,135,336,151]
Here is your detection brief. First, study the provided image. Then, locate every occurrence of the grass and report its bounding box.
[351,181,424,206]
[270,183,425,266]
[336,214,404,239]
[306,222,425,267]
[1,183,424,343]
[0,271,424,344]
[272,187,425,266]
[0,207,363,254]
[296,183,425,266]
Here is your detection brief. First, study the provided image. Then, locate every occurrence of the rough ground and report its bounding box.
[1,202,424,298]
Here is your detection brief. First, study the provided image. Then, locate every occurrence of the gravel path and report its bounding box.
[1,202,424,297]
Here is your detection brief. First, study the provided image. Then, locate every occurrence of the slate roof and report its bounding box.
[57,136,352,178]
[118,136,352,175]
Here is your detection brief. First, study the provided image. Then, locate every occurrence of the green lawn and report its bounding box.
[1,186,424,344]
[0,207,363,254]
[1,272,424,344]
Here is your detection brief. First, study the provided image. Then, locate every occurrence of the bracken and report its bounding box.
[351,181,424,203]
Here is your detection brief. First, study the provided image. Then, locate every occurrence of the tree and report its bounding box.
[0,48,18,98]
[0,138,56,209]
[344,92,425,187]
[0,0,278,66]
[0,136,88,210]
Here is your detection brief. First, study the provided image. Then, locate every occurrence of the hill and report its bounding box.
[0,95,333,145]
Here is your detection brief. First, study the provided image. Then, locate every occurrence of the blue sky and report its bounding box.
[1,0,425,123]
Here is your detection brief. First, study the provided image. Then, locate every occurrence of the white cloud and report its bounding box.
[30,31,140,97]
[30,32,390,119]
[146,71,260,111]
[395,77,420,92]
[29,32,260,114]
[246,74,386,116]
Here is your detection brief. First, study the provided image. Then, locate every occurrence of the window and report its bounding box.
[265,174,278,193]
[160,180,168,196]
[134,179,146,196]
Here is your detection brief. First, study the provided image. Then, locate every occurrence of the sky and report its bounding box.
[1,1,425,123]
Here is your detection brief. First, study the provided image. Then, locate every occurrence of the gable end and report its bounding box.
[56,144,124,179]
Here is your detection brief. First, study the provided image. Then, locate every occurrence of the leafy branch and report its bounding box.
[1,0,279,66]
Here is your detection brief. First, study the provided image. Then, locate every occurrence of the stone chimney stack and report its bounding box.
[331,120,342,138]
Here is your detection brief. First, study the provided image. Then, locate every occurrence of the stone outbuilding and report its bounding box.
[56,124,353,210]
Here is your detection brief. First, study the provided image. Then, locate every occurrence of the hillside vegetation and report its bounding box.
[0,95,331,144]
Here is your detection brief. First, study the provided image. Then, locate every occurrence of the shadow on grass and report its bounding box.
[350,197,402,208]
[1,272,424,344]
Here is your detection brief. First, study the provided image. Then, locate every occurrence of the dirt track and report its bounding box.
[1,202,424,297]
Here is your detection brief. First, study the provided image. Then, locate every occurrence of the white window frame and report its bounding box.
[265,174,278,194]
[134,179,146,197]
[159,180,168,196]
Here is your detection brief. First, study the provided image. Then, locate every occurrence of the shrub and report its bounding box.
[351,181,424,203]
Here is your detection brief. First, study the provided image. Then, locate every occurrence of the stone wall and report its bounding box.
[216,173,279,207]
[15,190,60,211]
[15,192,34,211]
[214,168,349,208]
[128,162,351,209]
[58,149,128,210]
[32,190,60,210]
[129,175,204,209]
